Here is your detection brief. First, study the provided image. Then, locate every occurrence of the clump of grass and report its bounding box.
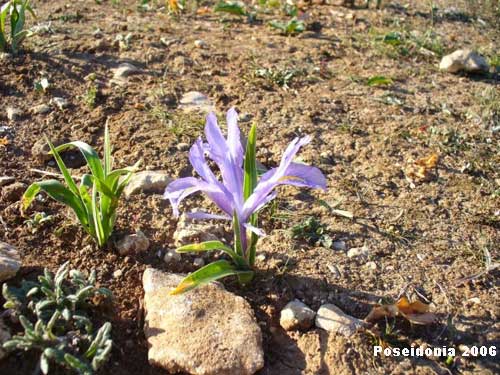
[252,66,300,89]
[82,84,98,109]
[291,217,333,248]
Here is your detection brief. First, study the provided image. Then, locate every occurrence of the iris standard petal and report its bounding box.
[189,138,219,184]
[204,111,244,209]
[204,112,228,162]
[226,107,244,166]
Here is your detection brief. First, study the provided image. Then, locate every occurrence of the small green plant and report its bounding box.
[83,84,98,109]
[214,1,256,22]
[24,211,53,233]
[254,66,299,89]
[367,75,393,87]
[0,0,36,53]
[291,217,332,248]
[22,125,140,247]
[2,262,113,375]
[269,18,305,35]
[34,77,50,94]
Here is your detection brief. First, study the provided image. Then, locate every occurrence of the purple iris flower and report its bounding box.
[164,108,326,252]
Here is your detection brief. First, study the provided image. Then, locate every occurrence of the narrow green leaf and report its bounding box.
[232,212,243,256]
[92,180,105,246]
[45,136,79,195]
[22,180,88,226]
[170,260,253,295]
[367,75,393,87]
[104,123,112,176]
[54,141,105,181]
[243,123,257,201]
[177,241,246,266]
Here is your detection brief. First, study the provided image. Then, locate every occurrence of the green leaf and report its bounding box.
[92,180,106,246]
[232,212,243,256]
[45,136,79,195]
[383,31,403,45]
[214,1,247,16]
[367,75,393,86]
[104,123,112,176]
[243,123,257,201]
[54,141,105,181]
[177,241,246,266]
[22,180,88,226]
[170,260,253,295]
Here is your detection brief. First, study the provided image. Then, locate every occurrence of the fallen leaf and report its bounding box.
[196,6,212,15]
[404,153,439,184]
[0,137,9,147]
[365,297,437,325]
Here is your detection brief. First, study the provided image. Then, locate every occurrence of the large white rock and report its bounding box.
[143,268,264,375]
[315,304,366,337]
[280,299,316,331]
[0,242,21,282]
[123,171,171,197]
[439,49,490,73]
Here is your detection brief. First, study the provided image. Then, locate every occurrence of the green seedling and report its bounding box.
[291,217,332,249]
[269,18,305,35]
[22,125,140,247]
[0,0,36,53]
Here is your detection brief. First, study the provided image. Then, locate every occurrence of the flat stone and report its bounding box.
[112,63,142,85]
[173,214,225,247]
[115,230,150,255]
[439,49,490,73]
[6,107,22,121]
[0,242,21,282]
[0,176,14,187]
[280,299,316,331]
[347,244,369,258]
[123,171,171,197]
[31,138,68,163]
[0,320,11,360]
[50,97,69,110]
[143,268,264,375]
[315,304,366,337]
[31,104,51,115]
[1,182,26,202]
[332,240,346,251]
[179,91,214,114]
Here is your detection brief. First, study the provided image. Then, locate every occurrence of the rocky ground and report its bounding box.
[0,0,499,374]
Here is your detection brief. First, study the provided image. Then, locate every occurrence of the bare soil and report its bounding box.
[1,0,499,374]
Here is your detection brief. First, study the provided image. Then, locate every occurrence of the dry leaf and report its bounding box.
[365,297,437,325]
[0,137,10,147]
[196,6,212,15]
[404,153,439,185]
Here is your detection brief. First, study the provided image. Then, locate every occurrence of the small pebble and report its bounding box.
[194,39,208,49]
[193,258,205,267]
[164,249,181,264]
[6,107,22,121]
[176,142,190,151]
[113,269,123,278]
